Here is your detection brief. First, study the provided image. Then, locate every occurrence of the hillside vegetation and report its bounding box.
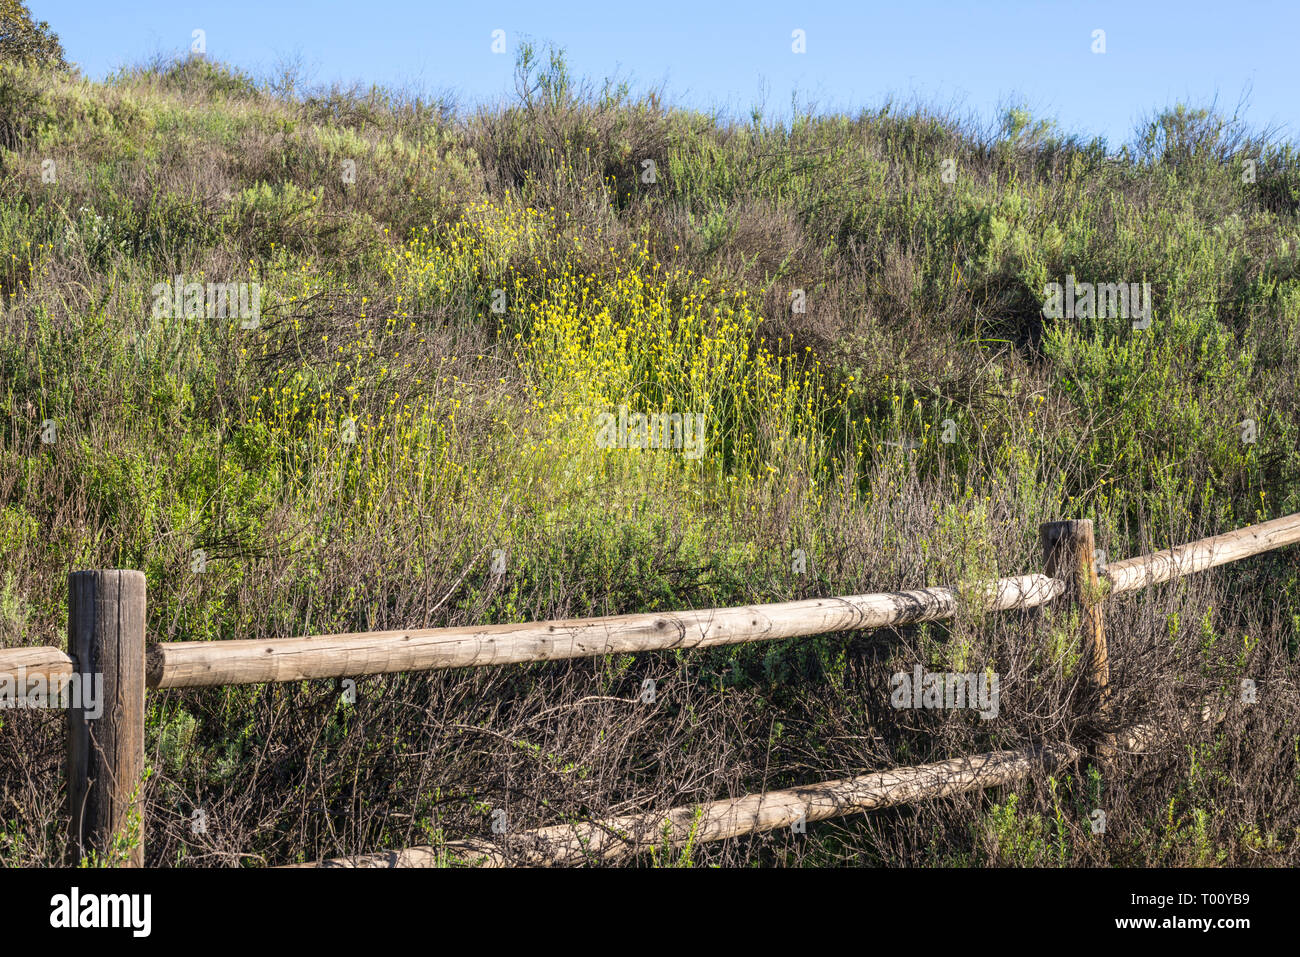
[2,46,1299,866]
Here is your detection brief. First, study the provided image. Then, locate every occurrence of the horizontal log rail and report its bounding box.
[297,743,1079,868]
[1102,512,1300,595]
[0,645,74,682]
[6,515,1292,693]
[300,693,1234,869]
[143,573,1062,690]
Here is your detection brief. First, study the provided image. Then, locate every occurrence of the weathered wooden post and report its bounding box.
[1040,520,1109,708]
[67,570,146,866]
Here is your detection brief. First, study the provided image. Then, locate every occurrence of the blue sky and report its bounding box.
[32,0,1298,146]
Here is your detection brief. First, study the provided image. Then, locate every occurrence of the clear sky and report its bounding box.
[31,0,1299,147]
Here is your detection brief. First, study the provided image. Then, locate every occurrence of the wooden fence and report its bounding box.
[5,513,1299,867]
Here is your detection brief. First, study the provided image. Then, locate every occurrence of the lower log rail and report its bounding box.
[297,743,1078,868]
[299,694,1236,869]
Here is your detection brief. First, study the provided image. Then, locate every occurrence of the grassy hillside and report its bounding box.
[2,48,1299,866]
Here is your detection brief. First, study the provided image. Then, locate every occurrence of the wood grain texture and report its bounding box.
[1041,519,1109,696]
[0,646,75,683]
[297,744,1077,868]
[67,570,146,867]
[148,573,1064,689]
[1104,512,1300,595]
[148,514,1300,692]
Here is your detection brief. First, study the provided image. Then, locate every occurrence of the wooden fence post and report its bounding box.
[1039,520,1109,709]
[67,570,146,867]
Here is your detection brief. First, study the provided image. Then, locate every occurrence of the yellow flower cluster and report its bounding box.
[248,196,856,527]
